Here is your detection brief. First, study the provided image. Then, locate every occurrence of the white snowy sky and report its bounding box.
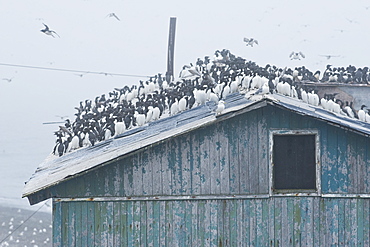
[1,0,370,207]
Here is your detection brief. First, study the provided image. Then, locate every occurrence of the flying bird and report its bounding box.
[40,23,60,38]
[289,52,305,60]
[106,13,120,21]
[2,77,13,82]
[320,55,340,60]
[243,37,258,47]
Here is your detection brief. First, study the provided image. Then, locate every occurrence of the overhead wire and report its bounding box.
[0,62,152,78]
[0,201,49,245]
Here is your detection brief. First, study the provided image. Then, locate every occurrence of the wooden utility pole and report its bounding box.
[166,17,176,83]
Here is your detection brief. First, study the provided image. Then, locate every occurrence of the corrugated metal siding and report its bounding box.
[49,105,370,199]
[53,197,370,246]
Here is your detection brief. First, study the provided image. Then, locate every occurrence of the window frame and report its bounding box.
[269,129,321,196]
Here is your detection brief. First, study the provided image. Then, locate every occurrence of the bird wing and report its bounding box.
[254,39,259,45]
[243,37,250,43]
[299,52,305,58]
[51,30,60,38]
[112,13,120,21]
[42,23,49,30]
[289,52,294,58]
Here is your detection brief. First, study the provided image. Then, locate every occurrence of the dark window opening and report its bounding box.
[273,134,316,191]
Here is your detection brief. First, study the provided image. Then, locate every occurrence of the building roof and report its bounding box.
[22,91,370,201]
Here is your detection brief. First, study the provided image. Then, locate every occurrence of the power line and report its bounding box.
[0,62,151,78]
[0,201,49,245]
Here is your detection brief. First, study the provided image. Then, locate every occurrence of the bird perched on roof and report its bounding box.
[243,37,258,47]
[40,23,60,38]
[106,13,120,21]
[289,52,305,60]
[215,100,226,115]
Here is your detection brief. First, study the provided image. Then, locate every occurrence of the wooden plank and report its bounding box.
[210,129,221,195]
[356,136,366,193]
[162,141,172,195]
[133,153,143,196]
[151,144,163,195]
[86,202,95,246]
[249,199,257,246]
[300,197,313,246]
[191,201,199,246]
[229,199,238,246]
[337,199,345,246]
[120,202,128,246]
[248,111,259,194]
[184,201,193,246]
[217,200,225,246]
[68,202,76,246]
[325,127,339,193]
[204,200,211,246]
[363,199,370,247]
[227,119,240,194]
[242,200,250,246]
[366,140,370,192]
[343,199,351,245]
[146,201,154,247]
[159,201,166,246]
[223,200,231,247]
[174,200,186,246]
[257,108,268,194]
[126,201,134,246]
[209,200,219,246]
[239,114,250,194]
[273,198,282,246]
[347,133,358,194]
[165,201,173,246]
[349,199,358,246]
[337,128,348,193]
[198,200,206,246]
[113,163,122,196]
[52,201,62,246]
[237,200,244,246]
[199,127,211,194]
[123,156,134,196]
[113,202,121,247]
[181,134,191,195]
[191,131,201,195]
[133,201,141,246]
[152,201,160,247]
[169,138,180,195]
[104,202,114,246]
[93,202,101,246]
[219,123,230,194]
[312,197,321,246]
[357,199,364,246]
[141,150,152,196]
[75,202,82,246]
[140,201,147,246]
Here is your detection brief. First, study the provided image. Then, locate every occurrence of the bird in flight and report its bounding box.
[40,23,60,38]
[320,55,340,60]
[106,13,120,21]
[2,77,13,82]
[243,37,258,47]
[289,51,305,60]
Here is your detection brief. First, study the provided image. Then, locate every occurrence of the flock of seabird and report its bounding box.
[52,49,370,157]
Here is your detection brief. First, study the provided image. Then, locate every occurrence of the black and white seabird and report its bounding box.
[40,23,60,38]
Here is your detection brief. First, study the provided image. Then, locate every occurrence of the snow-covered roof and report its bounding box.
[22,91,370,201]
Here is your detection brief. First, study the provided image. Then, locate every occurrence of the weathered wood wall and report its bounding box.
[50,105,370,198]
[53,197,370,246]
[49,105,370,246]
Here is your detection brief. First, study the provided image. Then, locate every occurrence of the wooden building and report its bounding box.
[23,93,370,246]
